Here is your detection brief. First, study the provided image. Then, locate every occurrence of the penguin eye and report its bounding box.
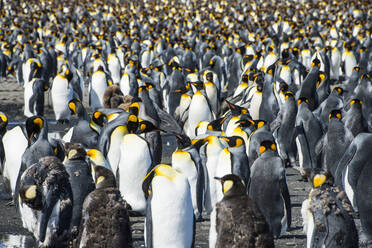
[259,145,266,154]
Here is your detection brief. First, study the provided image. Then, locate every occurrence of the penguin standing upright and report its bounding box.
[343,99,366,137]
[271,91,297,166]
[51,66,74,124]
[142,164,194,248]
[90,65,111,111]
[187,81,214,138]
[249,140,291,237]
[77,165,132,248]
[301,171,358,248]
[107,53,121,85]
[118,121,152,214]
[210,174,274,248]
[62,142,95,238]
[18,156,73,247]
[334,133,372,244]
[172,134,205,220]
[318,110,353,177]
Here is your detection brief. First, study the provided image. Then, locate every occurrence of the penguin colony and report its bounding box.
[0,0,371,247]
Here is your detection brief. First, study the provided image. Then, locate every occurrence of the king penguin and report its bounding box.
[77,165,132,248]
[301,170,358,248]
[172,134,205,221]
[18,156,73,247]
[62,142,95,239]
[249,140,291,238]
[142,164,194,248]
[51,66,74,124]
[187,81,214,138]
[89,65,111,111]
[118,119,153,214]
[209,174,274,248]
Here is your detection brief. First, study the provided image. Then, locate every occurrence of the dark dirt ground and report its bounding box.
[0,78,362,247]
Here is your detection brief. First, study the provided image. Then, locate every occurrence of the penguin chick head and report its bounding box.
[223,136,245,148]
[92,165,116,189]
[214,174,246,197]
[19,165,43,210]
[328,109,342,120]
[63,142,86,160]
[311,169,334,188]
[259,140,277,154]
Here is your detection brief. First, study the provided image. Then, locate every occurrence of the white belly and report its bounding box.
[24,80,34,117]
[188,95,213,138]
[90,73,107,110]
[51,79,73,120]
[119,134,152,213]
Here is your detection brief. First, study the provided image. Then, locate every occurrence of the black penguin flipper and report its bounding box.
[195,159,204,220]
[145,194,153,248]
[334,143,357,187]
[14,161,27,210]
[280,174,292,228]
[17,61,24,85]
[155,105,184,134]
[39,189,59,242]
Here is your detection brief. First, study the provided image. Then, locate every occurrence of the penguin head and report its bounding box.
[127,114,138,134]
[207,116,228,132]
[311,169,334,188]
[316,73,326,88]
[254,120,267,129]
[226,100,248,116]
[68,98,82,115]
[191,81,205,91]
[266,63,276,75]
[259,140,277,155]
[284,91,294,101]
[25,116,45,142]
[91,111,106,127]
[63,142,86,160]
[175,134,192,149]
[206,71,214,82]
[92,165,116,189]
[128,100,141,117]
[236,118,256,128]
[328,109,342,120]
[138,120,160,134]
[349,99,362,107]
[311,57,321,68]
[0,112,8,136]
[222,136,245,148]
[297,97,309,106]
[86,149,106,167]
[214,174,246,197]
[332,87,344,96]
[19,165,43,210]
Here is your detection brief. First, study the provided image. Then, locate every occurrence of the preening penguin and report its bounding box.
[77,165,132,248]
[249,140,291,238]
[24,78,49,117]
[18,156,73,247]
[301,171,358,248]
[210,174,274,248]
[142,164,194,248]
